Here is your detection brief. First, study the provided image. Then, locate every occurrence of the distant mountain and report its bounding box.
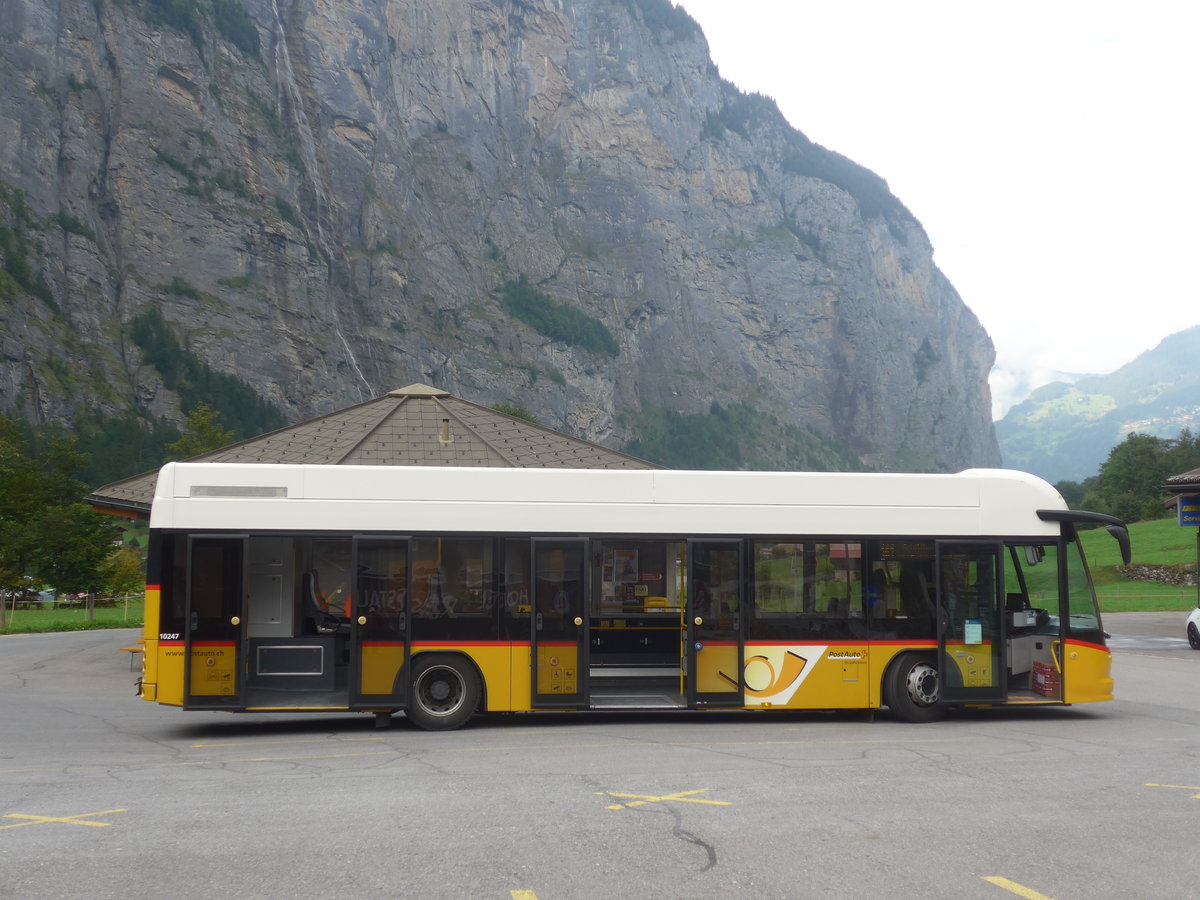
[990,364,1084,420]
[996,325,1200,483]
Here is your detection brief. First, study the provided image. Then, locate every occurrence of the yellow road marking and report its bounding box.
[1,750,397,776]
[429,738,976,754]
[511,892,538,900]
[429,742,620,754]
[2,761,225,775]
[1146,782,1200,798]
[0,736,973,776]
[0,734,970,777]
[1,809,127,830]
[668,738,974,747]
[982,876,1055,899]
[190,737,384,749]
[225,751,396,763]
[598,789,731,810]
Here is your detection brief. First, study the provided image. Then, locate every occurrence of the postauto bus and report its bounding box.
[138,463,1129,729]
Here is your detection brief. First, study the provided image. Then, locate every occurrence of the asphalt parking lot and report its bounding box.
[2,613,1198,899]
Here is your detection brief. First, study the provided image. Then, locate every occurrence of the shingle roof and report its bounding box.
[1164,467,1200,492]
[86,384,660,517]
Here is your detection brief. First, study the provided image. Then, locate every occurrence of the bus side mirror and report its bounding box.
[1105,525,1132,566]
[1024,546,1044,566]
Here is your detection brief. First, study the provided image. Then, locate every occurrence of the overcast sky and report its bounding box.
[676,0,1199,418]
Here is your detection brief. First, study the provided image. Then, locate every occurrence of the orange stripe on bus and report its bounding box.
[1066,638,1110,653]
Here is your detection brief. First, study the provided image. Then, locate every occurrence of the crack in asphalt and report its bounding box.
[660,802,718,871]
[586,775,719,873]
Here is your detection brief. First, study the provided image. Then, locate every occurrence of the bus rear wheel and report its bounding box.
[886,654,945,723]
[407,654,481,731]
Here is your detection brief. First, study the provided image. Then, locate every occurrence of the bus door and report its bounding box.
[531,538,589,708]
[1003,542,1066,701]
[686,540,744,707]
[351,538,410,709]
[184,534,247,708]
[936,541,1005,703]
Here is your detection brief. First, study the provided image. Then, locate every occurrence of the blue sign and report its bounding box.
[1178,495,1200,527]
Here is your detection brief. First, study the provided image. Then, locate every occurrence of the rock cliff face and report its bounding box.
[0,0,1000,471]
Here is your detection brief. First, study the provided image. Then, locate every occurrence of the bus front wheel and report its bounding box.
[886,654,945,723]
[407,654,481,731]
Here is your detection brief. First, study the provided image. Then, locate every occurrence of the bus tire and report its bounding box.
[407,654,481,731]
[886,653,945,723]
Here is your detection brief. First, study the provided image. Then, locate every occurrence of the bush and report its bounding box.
[212,0,260,58]
[128,307,286,439]
[499,276,619,357]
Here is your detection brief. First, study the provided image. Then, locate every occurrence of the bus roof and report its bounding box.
[149,463,1067,539]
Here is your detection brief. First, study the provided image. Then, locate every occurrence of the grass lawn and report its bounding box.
[1080,517,1199,612]
[1,596,144,634]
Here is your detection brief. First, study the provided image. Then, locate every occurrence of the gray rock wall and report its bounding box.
[0,0,1000,471]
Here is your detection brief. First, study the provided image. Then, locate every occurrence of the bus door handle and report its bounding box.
[535,612,543,632]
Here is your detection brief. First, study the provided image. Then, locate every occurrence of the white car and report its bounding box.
[1188,606,1200,650]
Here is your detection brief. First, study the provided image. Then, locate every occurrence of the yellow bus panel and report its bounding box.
[1062,640,1113,704]
[741,644,870,710]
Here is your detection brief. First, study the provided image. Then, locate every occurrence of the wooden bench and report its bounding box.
[120,638,145,671]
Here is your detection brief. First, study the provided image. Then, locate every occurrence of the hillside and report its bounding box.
[0,0,999,479]
[997,325,1200,483]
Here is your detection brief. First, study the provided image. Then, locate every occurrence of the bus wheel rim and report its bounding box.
[905,662,939,706]
[417,666,465,716]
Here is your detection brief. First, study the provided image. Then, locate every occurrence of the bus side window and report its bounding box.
[865,541,935,640]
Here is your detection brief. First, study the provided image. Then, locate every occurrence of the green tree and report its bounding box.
[1054,479,1087,508]
[166,402,235,459]
[1166,428,1200,476]
[0,418,47,618]
[29,504,117,595]
[103,543,146,597]
[1078,430,1200,523]
[0,417,116,626]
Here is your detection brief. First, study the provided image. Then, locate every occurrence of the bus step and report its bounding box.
[590,693,685,710]
[590,666,680,679]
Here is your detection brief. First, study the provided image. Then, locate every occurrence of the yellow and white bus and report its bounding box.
[139,463,1129,729]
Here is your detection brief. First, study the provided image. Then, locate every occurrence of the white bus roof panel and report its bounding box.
[151,463,1066,538]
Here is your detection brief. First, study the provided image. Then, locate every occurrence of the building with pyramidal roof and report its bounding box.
[86,384,660,518]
